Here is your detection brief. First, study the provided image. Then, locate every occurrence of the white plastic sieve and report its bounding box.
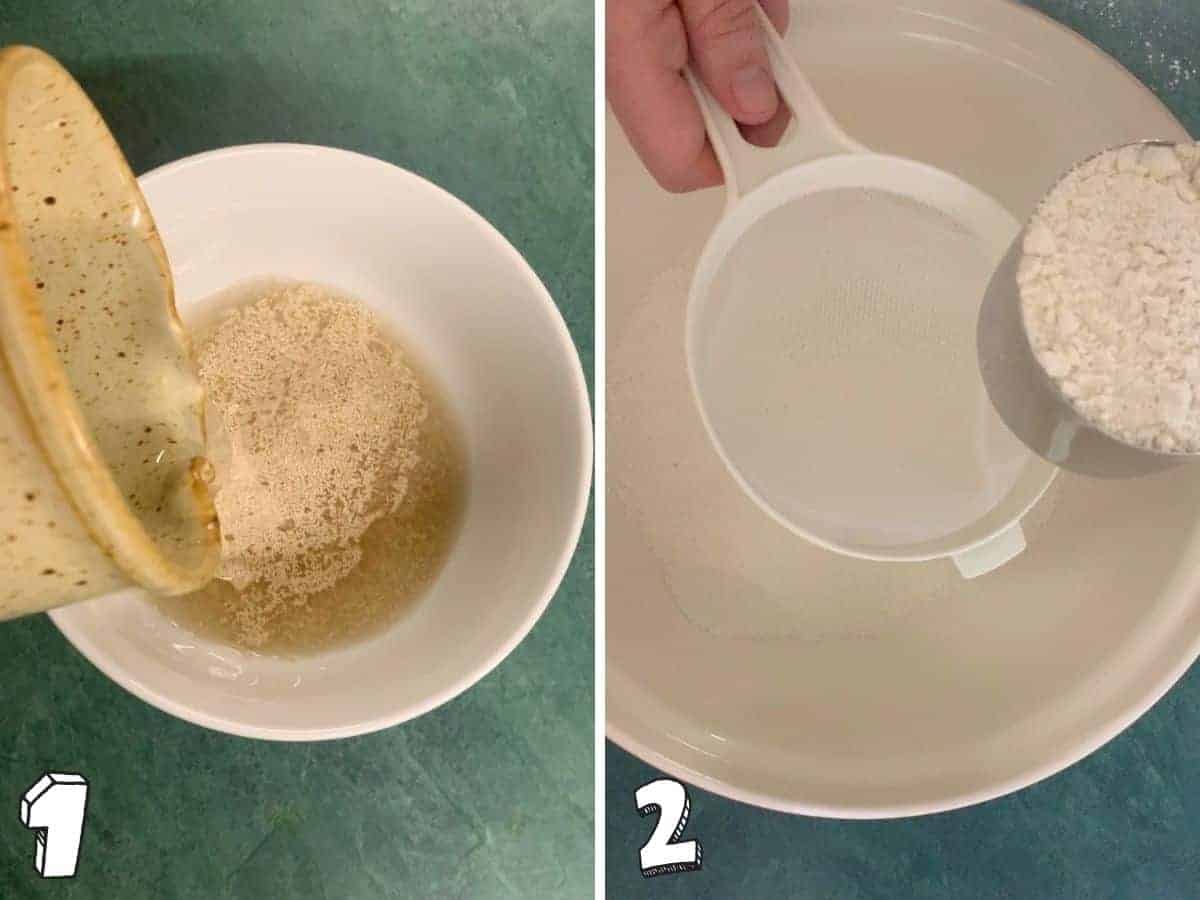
[684,7,1057,579]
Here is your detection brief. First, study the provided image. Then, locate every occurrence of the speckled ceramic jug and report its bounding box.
[0,46,219,620]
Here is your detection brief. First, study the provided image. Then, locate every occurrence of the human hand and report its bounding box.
[607,0,791,192]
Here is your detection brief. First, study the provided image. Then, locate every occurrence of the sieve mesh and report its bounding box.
[694,187,1030,549]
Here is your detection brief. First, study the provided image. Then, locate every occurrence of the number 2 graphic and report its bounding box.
[636,778,702,877]
[20,772,89,878]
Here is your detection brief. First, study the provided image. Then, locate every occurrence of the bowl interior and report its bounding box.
[51,144,591,739]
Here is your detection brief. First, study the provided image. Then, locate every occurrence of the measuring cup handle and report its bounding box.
[686,4,865,205]
[951,522,1026,579]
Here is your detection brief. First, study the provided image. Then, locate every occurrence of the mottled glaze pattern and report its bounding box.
[0,357,129,613]
[0,46,218,619]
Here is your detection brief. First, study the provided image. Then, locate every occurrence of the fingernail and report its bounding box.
[731,65,777,120]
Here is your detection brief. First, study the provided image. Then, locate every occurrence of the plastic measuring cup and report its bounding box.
[978,141,1197,479]
[684,8,1057,579]
[0,46,220,620]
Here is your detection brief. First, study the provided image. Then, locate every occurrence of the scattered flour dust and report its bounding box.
[1019,142,1200,453]
[165,281,465,653]
[1072,1,1199,91]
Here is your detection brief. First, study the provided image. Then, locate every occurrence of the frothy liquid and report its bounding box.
[153,280,466,655]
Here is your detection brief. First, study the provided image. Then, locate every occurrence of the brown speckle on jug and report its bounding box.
[43,196,55,205]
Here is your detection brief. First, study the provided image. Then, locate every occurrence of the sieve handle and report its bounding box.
[686,4,865,207]
[950,522,1026,580]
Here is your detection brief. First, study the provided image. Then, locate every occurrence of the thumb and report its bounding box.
[679,0,780,126]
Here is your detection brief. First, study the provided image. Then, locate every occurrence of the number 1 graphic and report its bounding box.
[20,772,89,878]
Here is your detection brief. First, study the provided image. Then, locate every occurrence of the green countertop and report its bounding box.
[0,1,593,898]
[607,1,1200,897]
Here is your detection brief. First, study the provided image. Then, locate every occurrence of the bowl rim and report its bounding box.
[0,45,221,597]
[50,142,594,741]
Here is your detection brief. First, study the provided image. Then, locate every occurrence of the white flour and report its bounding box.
[1019,142,1200,452]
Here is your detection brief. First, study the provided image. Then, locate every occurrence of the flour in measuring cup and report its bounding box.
[1019,142,1200,452]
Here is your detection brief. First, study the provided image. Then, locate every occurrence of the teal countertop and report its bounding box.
[0,1,593,898]
[607,1,1200,897]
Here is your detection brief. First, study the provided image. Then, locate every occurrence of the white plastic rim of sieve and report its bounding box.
[684,6,1057,579]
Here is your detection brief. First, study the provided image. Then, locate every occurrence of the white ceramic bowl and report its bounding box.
[50,144,592,740]
[608,0,1200,817]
